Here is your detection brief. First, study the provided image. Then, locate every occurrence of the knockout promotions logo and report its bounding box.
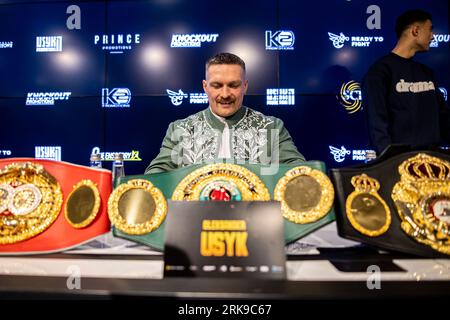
[337,81,362,114]
[266,88,295,105]
[26,92,71,106]
[102,88,131,108]
[35,146,62,161]
[94,33,140,54]
[36,36,62,52]
[170,34,219,48]
[328,32,383,49]
[265,30,295,50]
[166,89,208,106]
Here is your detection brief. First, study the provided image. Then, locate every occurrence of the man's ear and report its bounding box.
[243,79,249,94]
[411,24,420,37]
[202,79,207,92]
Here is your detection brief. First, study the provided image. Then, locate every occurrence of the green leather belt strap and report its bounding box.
[113,162,335,251]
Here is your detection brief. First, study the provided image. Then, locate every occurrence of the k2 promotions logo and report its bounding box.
[265,30,295,50]
[337,81,362,114]
[102,88,131,108]
[328,32,383,49]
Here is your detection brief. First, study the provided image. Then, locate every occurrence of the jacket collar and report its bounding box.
[205,106,247,130]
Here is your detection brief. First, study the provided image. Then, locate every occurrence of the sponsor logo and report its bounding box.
[337,81,362,113]
[0,41,13,49]
[329,145,376,163]
[439,87,447,101]
[35,146,61,161]
[0,150,12,157]
[266,88,295,105]
[395,79,435,93]
[94,33,140,54]
[166,89,208,106]
[170,33,219,48]
[265,30,295,50]
[102,88,131,108]
[26,92,71,106]
[91,147,142,161]
[430,34,450,48]
[36,36,62,52]
[328,32,383,49]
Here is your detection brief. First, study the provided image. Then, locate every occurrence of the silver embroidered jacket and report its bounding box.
[145,106,305,174]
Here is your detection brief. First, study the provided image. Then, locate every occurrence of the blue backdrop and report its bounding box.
[0,0,449,174]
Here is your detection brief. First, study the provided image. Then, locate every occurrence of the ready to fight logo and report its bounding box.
[328,32,383,48]
[166,89,208,106]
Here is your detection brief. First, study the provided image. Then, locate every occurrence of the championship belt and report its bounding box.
[172,163,270,201]
[392,153,450,255]
[112,161,335,251]
[0,158,112,254]
[331,147,450,257]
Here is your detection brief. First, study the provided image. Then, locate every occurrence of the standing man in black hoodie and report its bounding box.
[363,9,450,154]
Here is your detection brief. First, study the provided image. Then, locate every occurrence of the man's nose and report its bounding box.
[220,86,231,98]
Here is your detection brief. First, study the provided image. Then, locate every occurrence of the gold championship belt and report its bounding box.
[0,162,63,244]
[392,153,450,255]
[345,174,391,237]
[172,163,270,201]
[108,179,167,235]
[274,166,334,224]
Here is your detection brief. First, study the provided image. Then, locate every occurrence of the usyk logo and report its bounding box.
[26,92,71,106]
[199,180,242,201]
[170,34,219,48]
[266,88,295,105]
[36,36,62,52]
[265,30,295,50]
[102,88,131,108]
[430,34,450,48]
[0,41,13,49]
[167,89,208,106]
[167,89,188,106]
[35,146,61,161]
[328,32,349,49]
[91,147,142,161]
[94,34,140,54]
[328,32,383,48]
[329,146,351,163]
[439,87,448,101]
[337,81,362,114]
